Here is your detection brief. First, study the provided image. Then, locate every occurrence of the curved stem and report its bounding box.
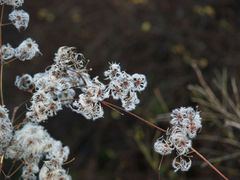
[63,157,76,165]
[0,156,3,173]
[101,101,124,115]
[102,101,229,180]
[191,147,228,180]
[6,159,17,180]
[6,162,23,178]
[0,22,12,27]
[102,101,166,133]
[3,57,17,65]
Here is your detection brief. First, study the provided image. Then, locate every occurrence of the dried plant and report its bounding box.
[188,63,240,175]
[0,1,230,180]
[189,63,240,131]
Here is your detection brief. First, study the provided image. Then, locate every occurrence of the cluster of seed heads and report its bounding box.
[9,9,29,31]
[154,107,202,172]
[0,1,148,179]
[13,48,147,178]
[1,38,40,61]
[0,0,40,62]
[0,106,13,155]
[6,123,71,179]
[0,107,70,180]
[0,1,72,179]
[0,0,206,178]
[0,0,24,8]
[15,46,147,122]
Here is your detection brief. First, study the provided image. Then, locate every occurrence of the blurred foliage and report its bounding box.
[129,0,148,5]
[189,64,240,177]
[193,5,216,17]
[171,44,209,68]
[37,8,55,22]
[141,21,152,32]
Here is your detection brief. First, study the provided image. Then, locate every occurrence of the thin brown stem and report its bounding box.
[191,147,228,180]
[13,111,26,126]
[101,101,124,115]
[11,99,29,124]
[11,107,19,123]
[0,156,3,174]
[3,58,17,65]
[14,117,27,129]
[1,169,7,178]
[102,101,166,132]
[0,22,12,27]
[5,159,17,180]
[63,157,76,165]
[6,162,23,178]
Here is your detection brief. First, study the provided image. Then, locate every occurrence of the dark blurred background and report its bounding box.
[3,0,240,179]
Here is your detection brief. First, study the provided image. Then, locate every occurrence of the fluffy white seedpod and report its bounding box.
[28,102,48,122]
[22,163,39,180]
[15,38,40,61]
[105,63,147,111]
[15,74,33,91]
[46,140,70,164]
[185,121,200,139]
[33,72,47,84]
[170,107,202,139]
[108,80,126,100]
[132,73,147,92]
[104,62,121,80]
[154,137,173,155]
[27,99,62,123]
[54,46,85,68]
[0,0,24,7]
[108,71,134,96]
[0,106,13,154]
[169,127,192,155]
[71,76,110,120]
[9,9,29,31]
[170,107,187,126]
[39,162,72,180]
[1,43,15,60]
[6,123,71,178]
[26,78,71,122]
[33,75,51,91]
[172,156,192,172]
[118,72,134,91]
[5,123,52,159]
[57,88,75,106]
[91,77,109,100]
[71,93,104,120]
[121,91,140,111]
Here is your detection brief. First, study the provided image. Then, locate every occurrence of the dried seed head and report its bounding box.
[9,9,29,31]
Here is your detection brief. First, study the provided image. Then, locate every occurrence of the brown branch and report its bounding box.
[102,101,166,133]
[191,148,228,180]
